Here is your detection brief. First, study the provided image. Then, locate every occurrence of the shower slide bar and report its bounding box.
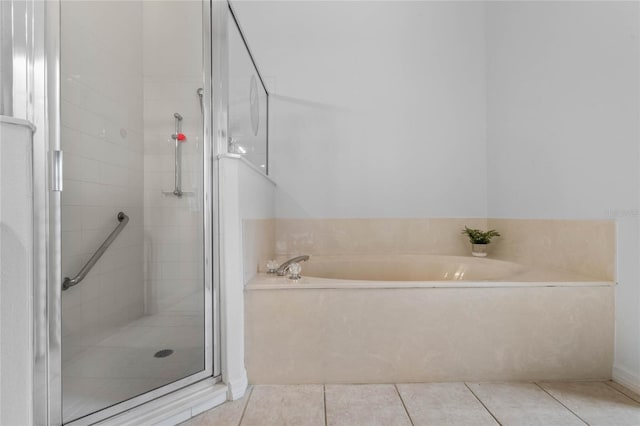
[162,112,194,197]
[171,112,184,196]
[62,212,129,291]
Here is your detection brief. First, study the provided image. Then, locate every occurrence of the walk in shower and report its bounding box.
[57,1,213,423]
[0,0,270,422]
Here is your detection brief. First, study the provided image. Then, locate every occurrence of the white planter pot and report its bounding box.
[471,244,488,257]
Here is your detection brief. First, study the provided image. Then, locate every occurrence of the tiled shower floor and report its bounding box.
[183,381,640,426]
[62,294,204,422]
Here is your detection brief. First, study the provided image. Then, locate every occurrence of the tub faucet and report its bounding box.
[276,255,310,276]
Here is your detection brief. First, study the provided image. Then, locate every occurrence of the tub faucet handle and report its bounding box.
[288,262,302,280]
[266,260,279,274]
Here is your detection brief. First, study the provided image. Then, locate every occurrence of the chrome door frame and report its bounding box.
[35,0,221,424]
[33,1,62,424]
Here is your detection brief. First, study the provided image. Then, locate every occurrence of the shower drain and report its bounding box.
[154,349,174,358]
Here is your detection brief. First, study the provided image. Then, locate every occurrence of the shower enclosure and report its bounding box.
[57,1,213,422]
[44,0,219,424]
[0,0,270,422]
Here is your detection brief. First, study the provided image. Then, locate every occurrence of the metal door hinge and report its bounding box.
[52,150,63,192]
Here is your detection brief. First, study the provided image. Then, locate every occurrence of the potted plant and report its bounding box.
[461,226,500,257]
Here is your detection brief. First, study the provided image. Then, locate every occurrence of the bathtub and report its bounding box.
[248,254,606,289]
[245,255,614,384]
[299,255,522,282]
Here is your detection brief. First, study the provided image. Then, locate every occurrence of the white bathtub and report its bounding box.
[245,254,614,384]
[247,254,607,289]
[301,255,522,281]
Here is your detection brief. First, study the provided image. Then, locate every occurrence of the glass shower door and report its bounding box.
[59,1,210,423]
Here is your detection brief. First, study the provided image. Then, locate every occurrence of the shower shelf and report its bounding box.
[162,189,195,197]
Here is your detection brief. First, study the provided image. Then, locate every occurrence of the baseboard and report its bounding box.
[227,370,249,400]
[612,364,640,395]
[97,378,227,426]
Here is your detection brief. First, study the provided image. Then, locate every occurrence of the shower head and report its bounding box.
[174,112,183,120]
[197,88,204,113]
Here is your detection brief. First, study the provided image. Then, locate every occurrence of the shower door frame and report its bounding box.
[35,0,222,424]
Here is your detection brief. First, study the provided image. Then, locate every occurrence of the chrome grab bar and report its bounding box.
[62,212,129,291]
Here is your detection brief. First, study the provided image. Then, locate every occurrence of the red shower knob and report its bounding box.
[177,133,186,141]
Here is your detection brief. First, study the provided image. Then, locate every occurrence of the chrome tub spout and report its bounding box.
[276,255,310,276]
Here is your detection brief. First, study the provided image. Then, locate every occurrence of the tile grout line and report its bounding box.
[463,383,503,426]
[323,384,328,426]
[533,383,590,426]
[236,385,255,426]
[604,380,640,404]
[393,384,415,426]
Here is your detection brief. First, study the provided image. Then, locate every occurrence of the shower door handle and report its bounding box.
[52,150,63,192]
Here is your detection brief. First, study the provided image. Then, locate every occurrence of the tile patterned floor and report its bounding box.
[62,293,204,423]
[183,381,640,426]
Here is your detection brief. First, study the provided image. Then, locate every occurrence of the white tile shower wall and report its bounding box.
[60,1,145,356]
[142,1,204,314]
[485,2,640,390]
[232,1,488,219]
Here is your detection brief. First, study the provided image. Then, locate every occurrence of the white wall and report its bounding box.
[239,162,275,284]
[486,1,639,220]
[485,2,640,391]
[233,1,488,218]
[219,156,275,399]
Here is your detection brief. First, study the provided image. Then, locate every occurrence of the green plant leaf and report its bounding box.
[461,226,501,244]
